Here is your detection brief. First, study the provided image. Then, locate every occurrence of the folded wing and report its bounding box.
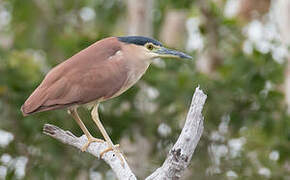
[21,37,127,116]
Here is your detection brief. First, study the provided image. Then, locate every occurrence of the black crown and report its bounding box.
[117,36,163,47]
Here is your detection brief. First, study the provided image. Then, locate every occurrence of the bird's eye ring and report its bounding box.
[146,43,154,51]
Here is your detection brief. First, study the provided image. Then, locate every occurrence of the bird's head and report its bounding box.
[117,36,192,61]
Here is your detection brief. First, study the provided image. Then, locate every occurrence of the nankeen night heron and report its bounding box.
[21,36,192,162]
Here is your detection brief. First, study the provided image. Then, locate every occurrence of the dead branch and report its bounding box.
[43,86,207,180]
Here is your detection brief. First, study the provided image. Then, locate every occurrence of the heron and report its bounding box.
[21,36,192,163]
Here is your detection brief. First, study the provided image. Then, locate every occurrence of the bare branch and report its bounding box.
[43,124,137,180]
[43,86,207,180]
[146,86,207,180]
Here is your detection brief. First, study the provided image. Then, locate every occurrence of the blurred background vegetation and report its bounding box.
[0,0,290,179]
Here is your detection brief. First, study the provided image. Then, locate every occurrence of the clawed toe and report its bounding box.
[100,144,125,166]
[81,137,105,152]
[100,144,120,157]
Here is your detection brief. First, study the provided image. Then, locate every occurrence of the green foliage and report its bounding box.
[0,0,289,179]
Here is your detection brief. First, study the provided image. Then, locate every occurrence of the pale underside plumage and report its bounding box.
[21,37,149,116]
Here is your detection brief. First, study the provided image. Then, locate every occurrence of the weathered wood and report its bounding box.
[43,86,207,180]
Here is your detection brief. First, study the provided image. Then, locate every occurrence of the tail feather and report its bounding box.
[21,105,31,117]
[21,103,74,116]
[21,87,48,116]
[21,87,78,116]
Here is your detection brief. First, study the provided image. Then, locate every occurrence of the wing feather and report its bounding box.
[21,37,127,116]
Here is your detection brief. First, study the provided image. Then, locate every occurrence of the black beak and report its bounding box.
[155,47,192,59]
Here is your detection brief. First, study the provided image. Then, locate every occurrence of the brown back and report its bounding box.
[21,37,128,116]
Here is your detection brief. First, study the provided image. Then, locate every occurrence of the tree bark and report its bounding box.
[274,0,290,112]
[43,86,207,179]
[126,0,153,36]
[160,10,187,48]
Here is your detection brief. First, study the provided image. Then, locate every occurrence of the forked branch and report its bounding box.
[43,86,207,180]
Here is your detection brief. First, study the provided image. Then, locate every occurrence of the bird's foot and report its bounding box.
[100,144,120,157]
[100,144,125,166]
[81,137,105,152]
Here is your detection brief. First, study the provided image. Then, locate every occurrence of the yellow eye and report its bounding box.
[146,43,154,50]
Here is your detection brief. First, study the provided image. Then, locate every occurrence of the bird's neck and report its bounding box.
[127,58,150,83]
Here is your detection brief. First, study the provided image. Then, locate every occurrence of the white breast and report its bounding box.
[112,59,150,98]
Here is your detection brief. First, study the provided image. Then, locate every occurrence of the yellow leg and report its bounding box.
[91,104,124,165]
[68,108,104,152]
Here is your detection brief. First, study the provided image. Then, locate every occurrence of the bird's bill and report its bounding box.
[154,47,192,59]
